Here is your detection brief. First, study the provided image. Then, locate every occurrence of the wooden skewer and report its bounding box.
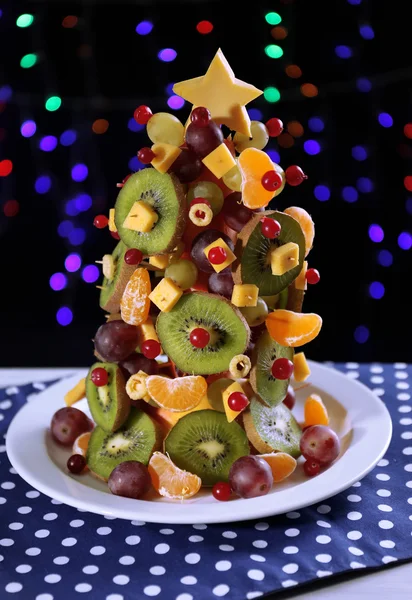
[95,260,103,264]
[95,285,106,290]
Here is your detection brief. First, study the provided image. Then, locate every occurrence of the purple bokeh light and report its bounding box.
[167,95,185,110]
[357,177,374,193]
[369,224,384,243]
[34,175,52,194]
[354,325,369,344]
[356,77,372,92]
[65,200,80,217]
[39,135,58,152]
[75,194,92,212]
[58,220,74,237]
[335,45,352,59]
[398,232,412,250]
[369,281,385,299]
[82,265,99,283]
[20,120,36,138]
[378,112,393,128]
[60,130,77,146]
[304,140,321,155]
[314,185,330,201]
[65,254,82,272]
[266,149,280,164]
[69,228,86,246]
[165,83,175,95]
[56,307,73,326]
[71,164,88,182]
[351,145,368,161]
[377,250,393,267]
[135,21,153,35]
[128,118,144,132]
[347,0,362,4]
[359,25,374,40]
[0,85,12,101]
[248,108,263,121]
[49,273,67,291]
[308,117,324,132]
[341,186,358,202]
[158,48,177,62]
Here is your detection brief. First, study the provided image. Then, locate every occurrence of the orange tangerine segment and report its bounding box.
[238,148,285,209]
[148,451,202,499]
[284,207,314,257]
[146,375,207,412]
[259,452,297,482]
[266,309,322,347]
[304,393,329,427]
[73,431,92,458]
[120,267,151,326]
[154,394,213,428]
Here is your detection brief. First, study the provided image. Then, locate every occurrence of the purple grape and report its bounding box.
[169,149,202,183]
[191,230,234,273]
[185,121,224,159]
[51,407,93,447]
[300,425,340,465]
[108,461,151,499]
[208,271,234,298]
[119,352,159,378]
[94,320,139,362]
[222,192,253,233]
[283,386,296,410]
[229,455,273,499]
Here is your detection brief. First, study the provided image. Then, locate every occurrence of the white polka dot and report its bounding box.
[350,561,365,569]
[0,400,12,409]
[83,566,99,575]
[246,592,263,599]
[399,406,411,413]
[0,497,6,504]
[347,531,362,540]
[43,513,58,521]
[401,419,412,425]
[346,371,359,379]
[222,531,237,539]
[51,499,62,505]
[154,543,169,555]
[16,564,32,573]
[316,535,331,544]
[75,583,92,593]
[347,494,362,502]
[176,595,193,600]
[405,464,412,472]
[215,560,231,571]
[5,583,23,593]
[317,505,331,514]
[106,595,123,600]
[125,536,140,546]
[90,546,105,555]
[347,512,362,521]
[159,529,174,535]
[255,522,269,530]
[371,376,384,384]
[382,556,397,564]
[26,547,41,556]
[149,566,165,576]
[377,489,391,497]
[398,394,410,401]
[396,381,409,389]
[285,528,300,537]
[373,388,385,396]
[282,563,299,574]
[1,481,15,490]
[104,515,117,521]
[9,522,23,531]
[380,540,395,549]
[402,432,412,440]
[192,524,207,530]
[143,586,161,597]
[250,554,266,562]
[131,520,145,526]
[61,537,76,546]
[70,520,84,528]
[0,538,13,547]
[317,520,331,528]
[379,520,394,529]
[286,512,300,519]
[113,575,129,585]
[395,371,408,379]
[119,556,135,566]
[407,481,412,488]
[189,536,203,543]
[9,468,17,475]
[317,570,333,578]
[282,580,298,587]
[97,527,111,536]
[247,569,265,581]
[18,506,32,514]
[252,540,267,549]
[395,363,407,368]
[348,547,364,556]
[6,386,19,394]
[185,553,200,564]
[35,529,50,538]
[408,498,412,505]
[403,447,412,456]
[316,554,332,563]
[219,545,234,551]
[45,574,61,584]
[180,576,197,585]
[346,362,359,368]
[283,546,299,554]
[370,365,383,373]
[26,491,40,499]
[352,480,362,488]
[36,594,53,600]
[213,584,230,597]
[54,556,69,565]
[378,504,393,512]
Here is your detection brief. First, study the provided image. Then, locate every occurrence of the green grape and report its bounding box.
[239,297,269,326]
[146,113,185,146]
[165,259,198,290]
[222,161,242,192]
[273,163,286,198]
[233,121,269,152]
[187,180,224,215]
[260,294,279,310]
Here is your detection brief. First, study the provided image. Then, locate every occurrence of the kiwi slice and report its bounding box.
[165,410,250,486]
[86,362,130,432]
[99,242,136,314]
[87,408,160,481]
[250,331,294,407]
[234,211,306,296]
[243,396,301,458]
[156,292,250,375]
[114,169,186,255]
[286,282,305,313]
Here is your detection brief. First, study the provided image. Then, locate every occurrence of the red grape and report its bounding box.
[212,481,232,501]
[108,461,151,499]
[304,459,321,477]
[119,352,159,378]
[124,249,143,265]
[283,386,296,410]
[134,105,152,125]
[300,425,340,465]
[208,271,234,298]
[67,454,86,474]
[51,407,93,447]
[185,121,224,158]
[191,230,234,273]
[229,455,273,499]
[191,107,211,127]
[93,215,108,229]
[169,148,203,183]
[221,192,253,232]
[137,147,155,164]
[141,340,161,359]
[94,320,139,362]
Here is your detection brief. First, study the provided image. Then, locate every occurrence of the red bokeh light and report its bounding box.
[404,124,412,139]
[3,200,19,217]
[404,176,412,191]
[0,160,13,177]
[196,21,214,34]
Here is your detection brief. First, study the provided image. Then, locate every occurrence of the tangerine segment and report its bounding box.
[146,375,207,412]
[266,309,322,347]
[154,395,213,428]
[73,432,92,459]
[238,148,285,209]
[120,267,151,326]
[148,451,202,499]
[304,393,329,427]
[283,207,314,257]
[259,452,297,482]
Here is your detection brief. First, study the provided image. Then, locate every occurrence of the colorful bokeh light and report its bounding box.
[300,83,318,98]
[75,194,92,212]
[351,145,368,161]
[359,25,374,40]
[308,117,324,132]
[20,120,36,137]
[39,136,58,152]
[404,176,412,192]
[0,86,12,101]
[341,186,358,202]
[92,119,109,134]
[369,281,385,299]
[49,273,67,291]
[45,96,62,112]
[285,65,302,79]
[65,254,82,272]
[58,221,74,238]
[271,26,287,40]
[135,21,153,35]
[82,265,99,283]
[248,108,263,121]
[265,12,282,25]
[266,149,280,164]
[356,77,372,92]
[357,177,374,193]
[60,130,77,146]
[354,325,369,344]
[62,15,78,28]
[16,14,34,28]
[0,159,13,176]
[378,112,393,128]
[369,224,384,243]
[398,232,412,250]
[3,200,19,217]
[158,49,177,62]
[264,87,281,103]
[167,95,185,110]
[69,228,86,246]
[335,45,352,59]
[265,45,283,59]
[56,307,73,326]
[404,124,412,139]
[35,175,52,194]
[304,140,321,155]
[314,185,330,201]
[377,250,393,267]
[71,164,88,182]
[128,118,144,132]
[196,21,213,34]
[20,53,37,69]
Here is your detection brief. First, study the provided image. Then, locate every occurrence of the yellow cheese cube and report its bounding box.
[202,143,236,179]
[270,242,300,276]
[149,277,183,312]
[203,238,236,273]
[123,201,158,233]
[295,261,308,291]
[293,352,311,382]
[222,381,249,423]
[108,208,117,232]
[64,378,86,406]
[149,255,170,270]
[137,316,161,347]
[231,284,259,307]
[151,143,182,174]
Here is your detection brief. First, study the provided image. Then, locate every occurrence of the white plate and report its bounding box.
[6,362,392,524]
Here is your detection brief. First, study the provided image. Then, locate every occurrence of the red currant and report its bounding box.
[93,214,108,229]
[141,339,161,359]
[191,107,211,127]
[261,217,281,239]
[228,392,249,412]
[208,246,227,265]
[304,459,321,477]
[266,117,284,137]
[271,358,294,380]
[212,481,232,501]
[137,147,155,164]
[67,454,87,474]
[124,249,143,265]
[134,105,152,125]
[91,367,109,387]
[111,231,120,240]
[261,170,283,192]
[306,268,320,285]
[189,328,210,348]
[285,165,307,186]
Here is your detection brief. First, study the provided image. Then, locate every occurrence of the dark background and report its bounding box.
[0,0,410,367]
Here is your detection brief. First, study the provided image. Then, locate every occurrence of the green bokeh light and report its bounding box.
[265,45,284,59]
[20,53,37,69]
[264,87,281,103]
[45,96,62,112]
[16,14,34,28]
[265,12,282,26]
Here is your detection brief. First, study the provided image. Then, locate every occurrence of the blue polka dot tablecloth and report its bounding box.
[1,364,412,600]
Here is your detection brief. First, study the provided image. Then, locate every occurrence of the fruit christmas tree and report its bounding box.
[55,49,341,501]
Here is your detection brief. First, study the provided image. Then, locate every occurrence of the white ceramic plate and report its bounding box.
[6,362,392,524]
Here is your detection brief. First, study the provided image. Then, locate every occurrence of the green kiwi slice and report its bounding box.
[165,410,250,486]
[114,169,186,255]
[250,331,294,407]
[156,292,250,375]
[243,396,301,458]
[86,362,130,432]
[99,241,136,314]
[234,210,306,295]
[86,408,160,481]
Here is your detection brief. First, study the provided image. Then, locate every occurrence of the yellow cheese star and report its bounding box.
[173,48,262,137]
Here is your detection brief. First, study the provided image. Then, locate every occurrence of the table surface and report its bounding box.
[1,367,411,600]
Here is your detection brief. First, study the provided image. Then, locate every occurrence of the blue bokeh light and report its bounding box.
[0,85,12,101]
[69,228,86,246]
[369,224,384,243]
[359,25,374,40]
[39,135,58,152]
[75,194,92,212]
[49,273,67,291]
[369,281,385,299]
[82,265,100,283]
[65,254,82,272]
[351,145,368,161]
[56,307,73,326]
[341,186,358,202]
[57,221,74,237]
[35,175,52,194]
[135,21,153,35]
[248,108,263,121]
[406,198,412,215]
[335,45,352,59]
[304,140,321,155]
[377,250,393,267]
[158,48,177,62]
[128,118,144,132]
[71,164,88,182]
[167,95,185,110]
[308,117,324,132]
[20,120,36,138]
[60,130,77,146]
[398,232,412,250]
[378,112,393,128]
[314,185,330,202]
[266,149,280,164]
[65,200,80,217]
[129,156,145,171]
[354,325,369,344]
[347,0,362,4]
[357,177,374,193]
[356,77,372,92]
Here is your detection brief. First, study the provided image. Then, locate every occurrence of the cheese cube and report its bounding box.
[295,261,308,291]
[149,254,170,270]
[137,316,161,348]
[108,208,117,232]
[202,143,236,179]
[149,277,183,312]
[123,201,158,233]
[203,238,236,273]
[231,284,259,307]
[151,142,182,174]
[293,352,311,382]
[222,381,249,423]
[270,242,300,276]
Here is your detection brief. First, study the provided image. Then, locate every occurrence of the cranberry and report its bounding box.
[212,481,232,501]
[271,358,294,380]
[304,459,321,477]
[124,249,143,265]
[208,247,227,265]
[265,118,283,137]
[141,340,161,359]
[228,392,249,412]
[285,165,307,186]
[261,170,283,192]
[93,215,108,229]
[134,105,152,125]
[306,268,320,284]
[261,217,281,239]
[189,328,210,349]
[137,147,155,164]
[91,367,108,387]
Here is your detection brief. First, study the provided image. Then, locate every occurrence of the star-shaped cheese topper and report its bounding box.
[173,49,263,137]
